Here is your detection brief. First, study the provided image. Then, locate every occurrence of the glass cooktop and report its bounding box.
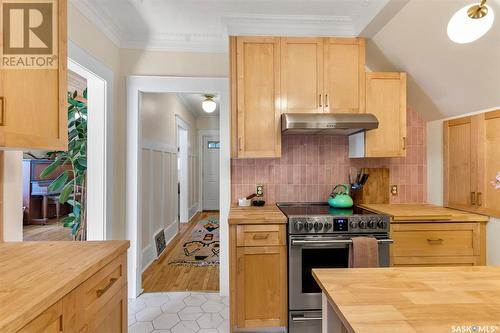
[276,202,374,217]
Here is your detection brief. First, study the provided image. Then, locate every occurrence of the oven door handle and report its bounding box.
[291,315,323,322]
[291,239,394,246]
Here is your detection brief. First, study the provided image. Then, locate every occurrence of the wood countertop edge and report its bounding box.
[228,205,287,225]
[1,240,130,333]
[312,269,355,333]
[358,204,489,222]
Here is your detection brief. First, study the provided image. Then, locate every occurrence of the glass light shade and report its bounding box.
[447,4,494,44]
[202,98,217,113]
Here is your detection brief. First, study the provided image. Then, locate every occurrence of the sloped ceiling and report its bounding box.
[367,0,500,120]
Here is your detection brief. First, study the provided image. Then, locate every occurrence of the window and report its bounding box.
[207,141,220,149]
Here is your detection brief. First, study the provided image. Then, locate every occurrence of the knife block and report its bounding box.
[352,168,390,204]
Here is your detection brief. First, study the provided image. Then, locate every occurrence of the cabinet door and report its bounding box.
[444,116,478,211]
[236,246,287,328]
[18,300,63,333]
[324,38,365,113]
[0,0,68,151]
[236,37,281,158]
[365,72,407,157]
[477,110,500,217]
[280,38,324,114]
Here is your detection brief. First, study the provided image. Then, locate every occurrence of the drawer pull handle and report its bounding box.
[471,192,476,206]
[253,233,270,240]
[319,94,322,108]
[96,278,118,297]
[477,192,482,207]
[427,238,444,244]
[0,97,5,126]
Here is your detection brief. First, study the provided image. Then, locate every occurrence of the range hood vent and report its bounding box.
[281,113,379,135]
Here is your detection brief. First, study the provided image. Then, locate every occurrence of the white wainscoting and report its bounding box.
[141,140,180,272]
[189,153,199,220]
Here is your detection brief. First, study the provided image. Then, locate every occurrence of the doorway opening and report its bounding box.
[138,92,221,293]
[22,57,108,241]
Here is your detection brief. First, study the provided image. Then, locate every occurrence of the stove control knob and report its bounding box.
[358,220,368,229]
[314,222,324,231]
[294,221,304,232]
[305,221,314,231]
[350,220,358,229]
[324,221,333,231]
[377,219,387,229]
[368,218,376,229]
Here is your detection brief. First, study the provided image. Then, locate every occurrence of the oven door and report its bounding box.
[289,235,392,310]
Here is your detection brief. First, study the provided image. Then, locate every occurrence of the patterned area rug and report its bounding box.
[168,217,220,267]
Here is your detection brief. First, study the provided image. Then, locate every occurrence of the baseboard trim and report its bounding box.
[141,222,179,273]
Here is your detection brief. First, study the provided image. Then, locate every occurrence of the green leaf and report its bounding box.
[59,179,75,203]
[61,215,75,225]
[48,170,69,192]
[40,159,61,179]
[73,204,81,218]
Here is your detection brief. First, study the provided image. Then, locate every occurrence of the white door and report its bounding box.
[203,136,220,210]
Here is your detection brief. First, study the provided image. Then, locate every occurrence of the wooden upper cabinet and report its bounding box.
[365,72,407,158]
[324,38,365,113]
[280,38,323,114]
[444,116,476,211]
[234,37,281,158]
[0,0,68,151]
[477,110,500,217]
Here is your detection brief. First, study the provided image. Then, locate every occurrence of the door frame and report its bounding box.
[176,116,190,224]
[68,41,113,241]
[126,76,230,298]
[198,129,220,212]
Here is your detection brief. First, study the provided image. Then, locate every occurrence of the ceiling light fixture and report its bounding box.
[202,95,217,113]
[447,0,494,44]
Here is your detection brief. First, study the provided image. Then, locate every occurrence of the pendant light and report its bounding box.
[202,95,217,113]
[447,0,494,44]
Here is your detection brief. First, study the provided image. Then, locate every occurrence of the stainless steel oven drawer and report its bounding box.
[289,310,322,333]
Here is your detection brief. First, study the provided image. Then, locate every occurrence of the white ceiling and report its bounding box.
[178,93,220,117]
[71,0,390,52]
[369,0,500,120]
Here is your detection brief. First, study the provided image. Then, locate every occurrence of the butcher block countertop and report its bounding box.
[359,203,489,222]
[228,205,287,225]
[0,241,129,333]
[313,266,500,333]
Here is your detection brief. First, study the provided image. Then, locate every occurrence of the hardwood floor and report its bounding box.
[23,218,73,241]
[142,212,220,292]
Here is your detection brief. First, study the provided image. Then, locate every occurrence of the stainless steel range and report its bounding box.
[277,203,393,333]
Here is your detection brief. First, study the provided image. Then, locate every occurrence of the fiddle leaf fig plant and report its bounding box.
[40,89,88,240]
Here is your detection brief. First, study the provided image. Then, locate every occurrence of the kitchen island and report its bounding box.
[0,241,129,332]
[313,266,500,333]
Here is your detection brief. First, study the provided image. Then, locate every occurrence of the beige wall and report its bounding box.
[427,108,500,266]
[197,116,220,130]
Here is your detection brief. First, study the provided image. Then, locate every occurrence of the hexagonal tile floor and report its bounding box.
[128,292,229,333]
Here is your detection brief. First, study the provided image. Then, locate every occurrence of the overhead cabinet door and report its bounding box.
[444,116,478,211]
[0,0,68,150]
[236,37,281,158]
[324,38,365,113]
[280,38,324,114]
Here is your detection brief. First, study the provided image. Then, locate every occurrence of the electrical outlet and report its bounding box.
[256,185,264,197]
[391,185,398,196]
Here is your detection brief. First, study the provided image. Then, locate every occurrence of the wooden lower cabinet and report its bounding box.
[231,224,287,331]
[390,222,486,267]
[17,253,127,333]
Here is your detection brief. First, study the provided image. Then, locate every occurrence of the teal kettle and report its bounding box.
[328,184,354,208]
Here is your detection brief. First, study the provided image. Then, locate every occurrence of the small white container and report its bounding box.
[238,198,252,207]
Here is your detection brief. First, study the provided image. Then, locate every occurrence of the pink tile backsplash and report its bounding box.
[231,108,427,204]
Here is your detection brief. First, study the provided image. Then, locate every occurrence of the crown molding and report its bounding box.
[121,32,229,53]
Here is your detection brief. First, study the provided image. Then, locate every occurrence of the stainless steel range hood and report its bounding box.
[281,113,379,135]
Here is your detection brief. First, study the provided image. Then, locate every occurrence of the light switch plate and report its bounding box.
[257,185,264,197]
[391,185,398,196]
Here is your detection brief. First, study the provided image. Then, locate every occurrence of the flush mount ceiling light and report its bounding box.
[202,94,217,113]
[447,0,495,44]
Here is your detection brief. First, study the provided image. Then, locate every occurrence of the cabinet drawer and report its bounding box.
[392,256,480,267]
[80,255,125,315]
[391,223,479,257]
[236,225,286,247]
[18,300,63,333]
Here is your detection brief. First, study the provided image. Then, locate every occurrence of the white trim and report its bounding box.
[177,126,189,225]
[127,76,230,298]
[198,130,221,212]
[141,221,179,273]
[142,140,177,154]
[141,244,155,273]
[68,41,113,240]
